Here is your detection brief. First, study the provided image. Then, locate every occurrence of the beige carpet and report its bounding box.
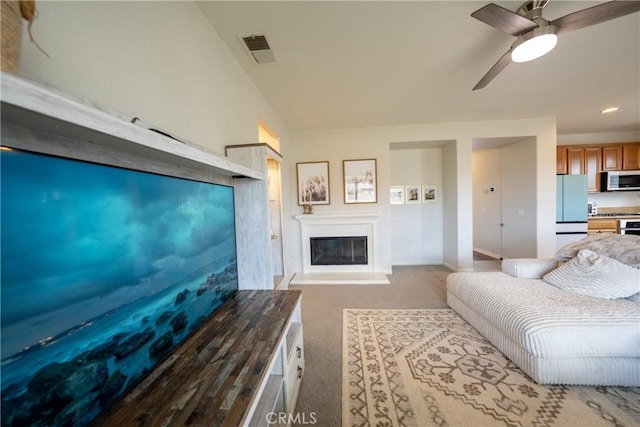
[343,309,640,427]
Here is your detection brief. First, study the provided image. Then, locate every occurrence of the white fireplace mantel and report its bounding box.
[292,212,389,285]
[294,212,380,225]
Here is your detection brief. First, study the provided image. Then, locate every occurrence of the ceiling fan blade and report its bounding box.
[471,3,538,36]
[473,49,513,90]
[552,1,640,35]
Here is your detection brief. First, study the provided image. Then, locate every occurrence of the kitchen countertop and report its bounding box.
[589,214,640,220]
[589,206,640,220]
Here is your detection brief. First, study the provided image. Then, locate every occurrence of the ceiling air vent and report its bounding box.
[240,33,278,65]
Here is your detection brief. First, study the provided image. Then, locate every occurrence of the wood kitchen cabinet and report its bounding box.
[600,143,640,171]
[584,147,601,192]
[563,147,600,192]
[557,142,640,192]
[588,218,618,234]
[602,145,623,171]
[623,144,640,170]
[567,148,585,174]
[556,147,568,174]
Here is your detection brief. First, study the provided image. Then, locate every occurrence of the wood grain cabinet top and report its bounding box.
[94,290,302,427]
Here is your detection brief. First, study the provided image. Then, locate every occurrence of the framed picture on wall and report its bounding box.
[297,161,330,205]
[422,184,438,203]
[405,184,421,204]
[389,186,404,205]
[343,159,377,204]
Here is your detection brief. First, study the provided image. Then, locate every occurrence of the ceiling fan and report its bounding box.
[471,0,640,90]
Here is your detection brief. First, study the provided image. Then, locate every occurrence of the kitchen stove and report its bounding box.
[620,219,640,235]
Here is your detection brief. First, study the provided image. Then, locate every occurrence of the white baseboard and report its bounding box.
[473,247,502,260]
[289,272,390,285]
[391,261,443,266]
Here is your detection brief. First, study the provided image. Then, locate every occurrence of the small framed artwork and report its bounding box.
[297,161,330,205]
[389,186,404,205]
[343,159,377,204]
[405,184,421,204]
[422,184,438,203]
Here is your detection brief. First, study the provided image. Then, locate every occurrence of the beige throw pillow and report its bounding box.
[543,249,640,299]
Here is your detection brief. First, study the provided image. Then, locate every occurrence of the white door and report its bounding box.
[500,140,537,259]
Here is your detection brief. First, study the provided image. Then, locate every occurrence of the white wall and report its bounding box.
[558,131,640,145]
[589,191,640,209]
[18,1,289,155]
[389,147,443,265]
[18,2,559,276]
[285,117,556,275]
[534,123,559,258]
[442,141,463,270]
[285,127,393,275]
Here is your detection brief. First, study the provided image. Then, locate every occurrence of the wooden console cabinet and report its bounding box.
[94,290,304,427]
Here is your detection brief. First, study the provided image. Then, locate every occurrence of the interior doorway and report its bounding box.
[259,121,285,288]
[472,137,538,260]
[472,147,503,259]
[267,157,284,286]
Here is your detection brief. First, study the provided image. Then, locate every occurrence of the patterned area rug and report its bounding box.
[343,309,640,427]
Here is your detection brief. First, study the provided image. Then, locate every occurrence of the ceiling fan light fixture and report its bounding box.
[511,26,557,63]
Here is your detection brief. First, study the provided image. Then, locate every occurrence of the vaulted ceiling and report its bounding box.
[199,1,640,135]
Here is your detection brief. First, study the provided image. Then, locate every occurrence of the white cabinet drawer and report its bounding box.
[286,325,304,411]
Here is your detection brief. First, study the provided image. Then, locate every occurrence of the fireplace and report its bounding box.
[293,213,389,284]
[310,236,368,265]
[294,212,378,274]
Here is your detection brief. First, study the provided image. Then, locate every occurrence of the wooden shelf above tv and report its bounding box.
[0,72,262,181]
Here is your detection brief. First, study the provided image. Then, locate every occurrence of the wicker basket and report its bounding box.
[1,1,23,74]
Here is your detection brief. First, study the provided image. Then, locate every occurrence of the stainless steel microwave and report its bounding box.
[600,171,640,191]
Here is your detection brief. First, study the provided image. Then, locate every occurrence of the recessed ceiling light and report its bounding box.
[600,107,619,114]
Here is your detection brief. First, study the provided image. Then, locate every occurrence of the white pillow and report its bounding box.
[502,258,558,279]
[543,249,640,299]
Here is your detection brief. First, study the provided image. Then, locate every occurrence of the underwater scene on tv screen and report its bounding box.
[0,148,239,426]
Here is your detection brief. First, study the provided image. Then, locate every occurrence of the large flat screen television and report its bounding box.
[1,147,239,426]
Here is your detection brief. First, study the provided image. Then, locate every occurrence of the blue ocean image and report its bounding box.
[1,148,239,426]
